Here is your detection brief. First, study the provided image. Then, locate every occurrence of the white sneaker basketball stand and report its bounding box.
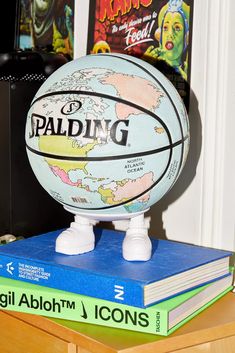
[56,213,152,261]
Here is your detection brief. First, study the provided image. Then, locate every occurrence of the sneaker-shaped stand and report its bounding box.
[55,212,152,261]
[121,214,152,261]
[55,215,97,255]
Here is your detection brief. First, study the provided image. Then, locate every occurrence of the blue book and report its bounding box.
[0,228,231,308]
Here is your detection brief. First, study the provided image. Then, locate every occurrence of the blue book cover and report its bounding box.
[0,228,232,308]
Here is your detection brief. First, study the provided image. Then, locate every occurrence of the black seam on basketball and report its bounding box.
[26,137,188,161]
[30,89,172,146]
[31,137,189,211]
[96,53,185,177]
[30,90,175,163]
[52,144,173,211]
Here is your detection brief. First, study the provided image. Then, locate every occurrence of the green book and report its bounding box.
[0,274,232,336]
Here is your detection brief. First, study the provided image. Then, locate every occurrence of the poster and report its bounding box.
[87,0,194,110]
[18,0,75,59]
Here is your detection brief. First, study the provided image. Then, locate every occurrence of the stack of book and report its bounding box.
[0,228,233,336]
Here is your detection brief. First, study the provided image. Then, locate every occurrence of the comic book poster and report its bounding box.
[87,0,194,110]
[18,0,75,59]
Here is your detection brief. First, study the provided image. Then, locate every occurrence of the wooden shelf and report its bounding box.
[1,292,235,353]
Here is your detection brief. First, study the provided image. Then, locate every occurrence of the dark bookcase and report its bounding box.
[0,80,72,237]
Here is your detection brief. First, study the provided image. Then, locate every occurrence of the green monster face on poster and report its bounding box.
[144,0,190,80]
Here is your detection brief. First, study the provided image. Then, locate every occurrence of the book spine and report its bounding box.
[0,254,144,307]
[0,284,168,335]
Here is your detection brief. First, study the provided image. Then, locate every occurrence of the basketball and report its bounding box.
[25,53,190,220]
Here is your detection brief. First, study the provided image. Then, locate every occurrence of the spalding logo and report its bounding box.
[61,101,82,115]
[29,113,129,146]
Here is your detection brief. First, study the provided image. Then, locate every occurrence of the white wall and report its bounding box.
[74,0,235,251]
[151,0,235,251]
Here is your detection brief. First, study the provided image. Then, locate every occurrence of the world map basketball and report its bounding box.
[25,53,190,219]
